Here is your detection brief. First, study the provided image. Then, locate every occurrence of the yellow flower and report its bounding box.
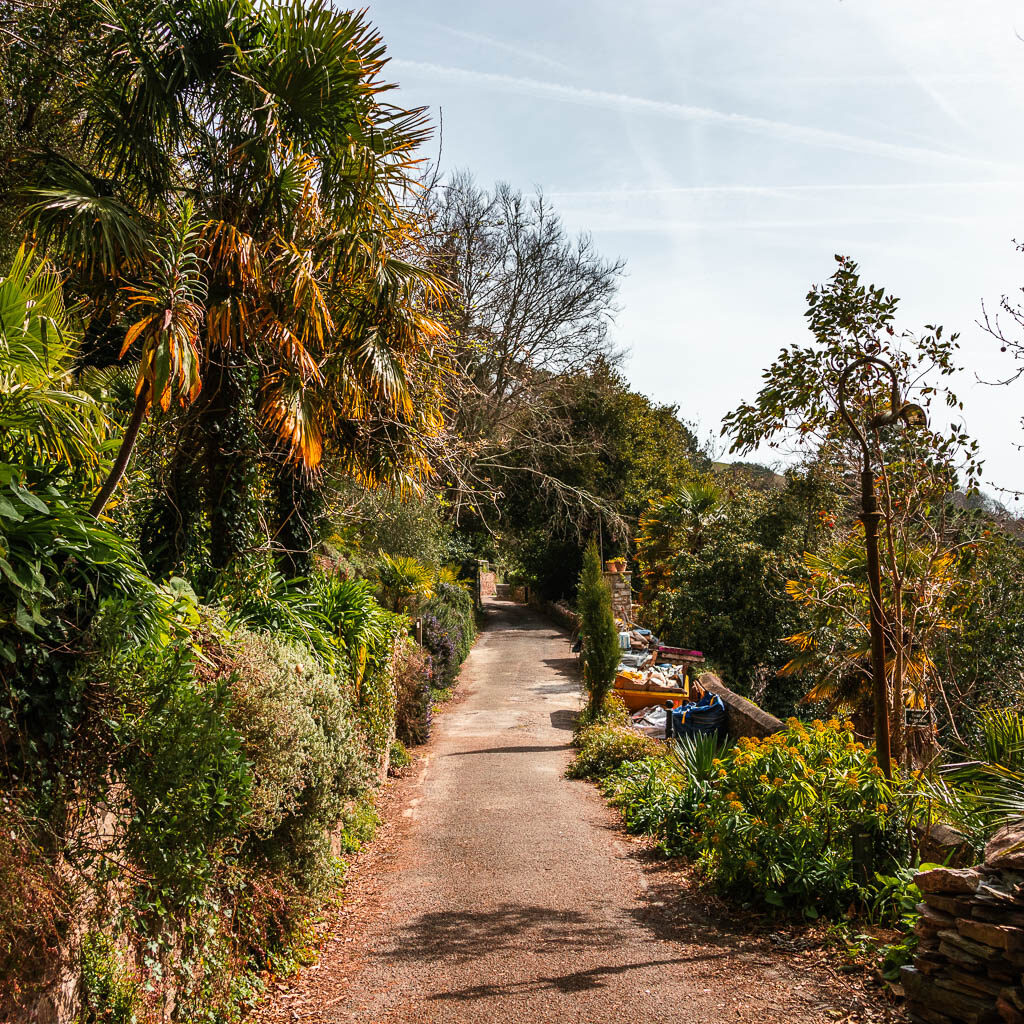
[729,800,744,812]
[726,792,738,802]
[745,859,758,871]
[759,774,769,784]
[878,803,888,814]
[843,720,855,731]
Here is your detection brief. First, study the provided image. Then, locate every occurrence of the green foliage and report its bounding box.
[393,639,432,747]
[78,932,144,1024]
[377,554,434,613]
[601,720,920,919]
[490,360,707,601]
[843,865,925,980]
[112,651,252,907]
[722,256,986,747]
[389,739,412,772]
[565,721,662,780]
[422,579,476,687]
[577,539,620,717]
[928,707,1024,846]
[215,628,371,884]
[638,475,831,713]
[0,246,107,473]
[337,796,380,857]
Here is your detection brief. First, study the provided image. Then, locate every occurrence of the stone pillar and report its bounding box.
[603,570,632,623]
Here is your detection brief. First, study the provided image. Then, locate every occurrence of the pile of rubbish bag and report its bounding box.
[614,627,703,696]
[629,688,727,740]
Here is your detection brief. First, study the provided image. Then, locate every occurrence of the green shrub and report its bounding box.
[601,756,682,838]
[577,540,620,718]
[217,628,371,888]
[566,722,662,780]
[602,719,919,918]
[389,739,412,772]
[393,640,432,746]
[422,580,476,687]
[337,795,380,855]
[357,615,404,774]
[694,720,916,915]
[114,647,253,907]
[79,933,143,1024]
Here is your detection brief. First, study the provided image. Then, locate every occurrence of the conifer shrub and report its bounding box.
[577,539,620,718]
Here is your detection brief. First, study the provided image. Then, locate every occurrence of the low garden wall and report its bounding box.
[698,672,784,740]
[904,823,1024,1024]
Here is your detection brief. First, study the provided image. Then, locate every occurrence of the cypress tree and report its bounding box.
[578,539,621,718]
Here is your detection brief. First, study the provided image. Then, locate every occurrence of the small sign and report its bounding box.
[905,707,934,728]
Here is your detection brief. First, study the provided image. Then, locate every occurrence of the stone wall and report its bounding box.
[534,598,581,633]
[698,672,784,741]
[478,568,496,599]
[903,824,1024,1024]
[603,570,633,622]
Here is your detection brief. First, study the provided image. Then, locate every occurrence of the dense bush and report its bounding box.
[599,720,919,919]
[0,577,404,1021]
[422,580,476,687]
[394,639,433,746]
[566,721,662,780]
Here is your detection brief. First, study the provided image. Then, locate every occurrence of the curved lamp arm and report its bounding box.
[837,355,920,464]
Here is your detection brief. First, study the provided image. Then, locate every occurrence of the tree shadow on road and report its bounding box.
[549,709,577,731]
[445,744,569,755]
[381,903,627,966]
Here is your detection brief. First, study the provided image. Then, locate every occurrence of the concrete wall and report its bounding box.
[698,672,784,740]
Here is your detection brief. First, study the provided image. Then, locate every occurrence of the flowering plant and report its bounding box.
[692,719,916,915]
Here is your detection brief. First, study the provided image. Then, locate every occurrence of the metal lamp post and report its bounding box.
[836,356,927,779]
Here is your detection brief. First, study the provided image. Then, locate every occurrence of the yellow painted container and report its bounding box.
[613,683,689,712]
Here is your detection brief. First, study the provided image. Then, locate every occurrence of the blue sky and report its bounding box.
[368,0,1024,492]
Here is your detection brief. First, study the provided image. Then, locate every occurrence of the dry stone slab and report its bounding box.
[917,868,984,894]
[986,826,1024,872]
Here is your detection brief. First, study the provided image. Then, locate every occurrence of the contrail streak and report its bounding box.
[390,60,1009,172]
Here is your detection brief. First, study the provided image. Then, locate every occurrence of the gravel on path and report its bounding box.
[257,599,902,1024]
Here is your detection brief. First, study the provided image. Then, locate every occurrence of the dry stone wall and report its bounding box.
[904,824,1024,1024]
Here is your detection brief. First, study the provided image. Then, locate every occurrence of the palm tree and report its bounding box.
[0,245,107,475]
[26,0,449,566]
[637,478,724,594]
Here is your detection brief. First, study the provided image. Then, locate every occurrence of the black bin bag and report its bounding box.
[669,692,726,740]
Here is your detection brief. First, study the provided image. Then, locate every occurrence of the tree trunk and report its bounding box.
[272,465,323,578]
[202,357,258,570]
[89,380,150,518]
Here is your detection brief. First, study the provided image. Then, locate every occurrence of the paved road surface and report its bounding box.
[276,600,892,1024]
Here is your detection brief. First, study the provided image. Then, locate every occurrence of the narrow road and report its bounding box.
[266,600,895,1024]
